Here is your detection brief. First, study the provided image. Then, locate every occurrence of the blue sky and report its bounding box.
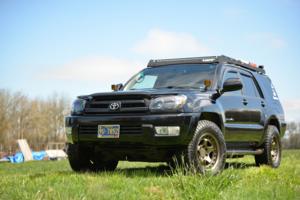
[0,0,300,121]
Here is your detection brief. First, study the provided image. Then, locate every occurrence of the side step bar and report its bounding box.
[226,149,264,156]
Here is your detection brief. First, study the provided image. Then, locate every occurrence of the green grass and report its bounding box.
[0,150,299,200]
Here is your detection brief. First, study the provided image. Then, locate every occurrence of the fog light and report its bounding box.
[155,126,180,136]
[66,127,72,135]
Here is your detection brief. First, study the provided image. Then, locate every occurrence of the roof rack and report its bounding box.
[147,55,265,74]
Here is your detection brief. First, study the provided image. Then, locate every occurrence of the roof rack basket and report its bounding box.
[148,55,265,74]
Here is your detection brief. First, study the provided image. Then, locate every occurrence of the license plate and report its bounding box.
[97,125,120,138]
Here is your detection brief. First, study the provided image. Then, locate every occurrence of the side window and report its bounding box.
[240,73,260,98]
[222,70,242,95]
[271,83,279,100]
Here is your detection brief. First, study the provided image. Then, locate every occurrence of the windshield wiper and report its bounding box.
[157,86,199,89]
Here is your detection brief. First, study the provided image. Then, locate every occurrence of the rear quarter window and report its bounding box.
[271,83,279,100]
[254,74,279,102]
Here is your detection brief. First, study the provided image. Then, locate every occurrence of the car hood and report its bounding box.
[78,89,213,100]
[78,89,214,113]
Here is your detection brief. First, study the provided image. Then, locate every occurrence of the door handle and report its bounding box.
[261,101,266,107]
[242,99,248,105]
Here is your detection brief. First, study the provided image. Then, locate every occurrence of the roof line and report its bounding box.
[147,55,265,74]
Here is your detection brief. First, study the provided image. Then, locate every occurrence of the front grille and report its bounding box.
[79,125,97,134]
[79,125,143,135]
[84,97,149,114]
[120,125,143,134]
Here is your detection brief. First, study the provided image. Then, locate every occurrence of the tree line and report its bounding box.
[282,122,300,149]
[0,88,299,155]
[0,89,70,153]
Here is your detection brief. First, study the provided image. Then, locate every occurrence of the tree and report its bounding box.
[0,89,70,153]
[282,122,300,149]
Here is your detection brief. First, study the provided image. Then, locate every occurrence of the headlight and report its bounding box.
[149,95,187,112]
[71,98,86,115]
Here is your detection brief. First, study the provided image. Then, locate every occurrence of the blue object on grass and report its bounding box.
[6,151,47,163]
[7,152,24,163]
[32,151,46,161]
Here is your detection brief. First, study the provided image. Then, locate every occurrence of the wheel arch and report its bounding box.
[266,116,281,136]
[199,112,224,133]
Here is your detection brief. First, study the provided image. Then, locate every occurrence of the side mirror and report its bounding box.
[111,83,123,91]
[222,78,243,93]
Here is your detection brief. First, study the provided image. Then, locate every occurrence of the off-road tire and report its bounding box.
[67,143,91,172]
[255,125,281,168]
[91,159,118,172]
[188,120,226,175]
[67,143,118,172]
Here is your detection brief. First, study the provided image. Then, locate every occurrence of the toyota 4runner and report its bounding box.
[65,55,286,174]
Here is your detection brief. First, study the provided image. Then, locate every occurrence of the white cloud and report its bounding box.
[283,99,300,110]
[270,38,286,49]
[282,99,300,122]
[248,33,287,49]
[43,29,212,85]
[133,29,211,58]
[43,56,144,84]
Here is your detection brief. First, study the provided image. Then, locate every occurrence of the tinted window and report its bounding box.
[240,73,259,97]
[223,71,242,95]
[271,83,279,100]
[253,75,277,101]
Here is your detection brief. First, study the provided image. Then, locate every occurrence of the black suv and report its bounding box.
[65,55,286,174]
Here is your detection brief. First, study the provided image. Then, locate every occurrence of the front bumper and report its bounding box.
[65,113,199,146]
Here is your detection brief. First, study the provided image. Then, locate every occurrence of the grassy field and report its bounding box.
[0,150,299,200]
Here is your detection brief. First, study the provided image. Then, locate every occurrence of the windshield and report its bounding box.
[123,64,217,91]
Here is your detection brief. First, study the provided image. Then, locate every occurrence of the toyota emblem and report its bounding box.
[109,102,121,111]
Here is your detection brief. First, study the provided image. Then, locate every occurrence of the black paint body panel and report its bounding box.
[66,61,286,162]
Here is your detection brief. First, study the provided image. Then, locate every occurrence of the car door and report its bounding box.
[218,69,247,142]
[238,70,265,142]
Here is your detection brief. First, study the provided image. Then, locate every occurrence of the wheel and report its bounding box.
[255,125,281,168]
[91,158,118,172]
[67,143,119,172]
[188,120,226,175]
[67,143,91,172]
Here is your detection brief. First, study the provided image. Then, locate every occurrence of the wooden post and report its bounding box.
[17,139,33,161]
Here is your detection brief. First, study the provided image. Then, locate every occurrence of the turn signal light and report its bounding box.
[204,79,212,88]
[249,62,257,68]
